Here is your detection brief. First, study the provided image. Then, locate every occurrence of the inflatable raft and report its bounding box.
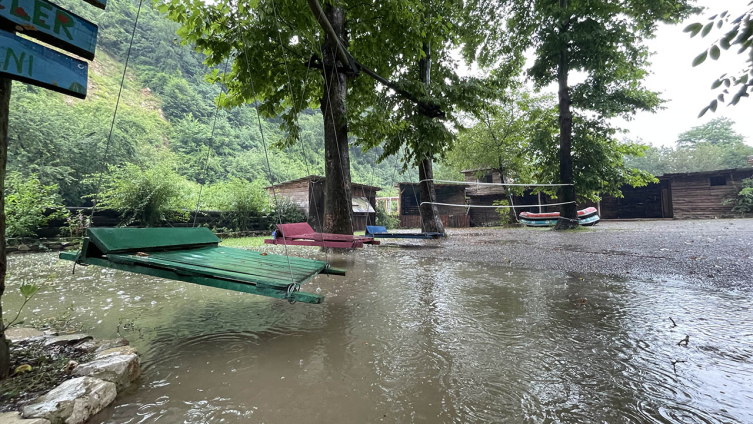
[519,207,600,227]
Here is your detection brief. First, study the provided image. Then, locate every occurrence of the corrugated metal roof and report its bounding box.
[351,197,375,213]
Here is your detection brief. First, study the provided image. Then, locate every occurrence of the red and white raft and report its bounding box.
[519,207,600,227]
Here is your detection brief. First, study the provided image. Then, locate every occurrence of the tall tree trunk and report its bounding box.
[497,163,515,223]
[0,78,11,379]
[320,5,353,235]
[417,42,444,234]
[554,0,578,230]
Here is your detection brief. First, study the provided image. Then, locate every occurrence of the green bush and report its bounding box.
[203,178,269,231]
[493,199,513,226]
[375,204,399,229]
[724,177,753,214]
[93,160,191,226]
[270,197,305,225]
[5,172,67,237]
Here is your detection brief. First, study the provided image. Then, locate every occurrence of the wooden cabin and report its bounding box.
[266,175,381,232]
[397,182,470,228]
[598,167,752,219]
[460,165,753,221]
[461,168,510,226]
[658,168,753,219]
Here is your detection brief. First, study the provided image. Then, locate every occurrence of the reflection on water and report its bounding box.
[4,251,752,423]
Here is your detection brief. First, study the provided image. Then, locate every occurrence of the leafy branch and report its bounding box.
[685,3,753,115]
[2,283,40,331]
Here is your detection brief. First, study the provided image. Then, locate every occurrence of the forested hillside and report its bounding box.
[7,0,459,206]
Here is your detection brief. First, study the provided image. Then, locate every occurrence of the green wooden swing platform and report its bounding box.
[59,227,345,304]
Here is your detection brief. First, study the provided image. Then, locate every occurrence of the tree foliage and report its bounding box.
[686,4,753,114]
[447,90,556,188]
[529,117,657,201]
[627,118,753,175]
[202,178,269,230]
[677,117,746,147]
[4,173,67,238]
[93,158,192,226]
[724,177,753,214]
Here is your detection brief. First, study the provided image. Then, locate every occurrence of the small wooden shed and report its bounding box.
[397,182,470,228]
[266,175,381,232]
[659,168,753,219]
[461,168,510,226]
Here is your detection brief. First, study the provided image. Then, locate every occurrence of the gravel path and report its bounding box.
[386,219,753,287]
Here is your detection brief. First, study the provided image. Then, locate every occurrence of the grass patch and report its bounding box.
[219,236,267,248]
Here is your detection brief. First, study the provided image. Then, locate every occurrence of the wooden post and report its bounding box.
[0,77,11,379]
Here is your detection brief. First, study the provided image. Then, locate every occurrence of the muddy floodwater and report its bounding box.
[4,249,753,423]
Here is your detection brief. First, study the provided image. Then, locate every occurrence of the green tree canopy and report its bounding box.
[447,90,555,188]
[627,118,753,175]
[676,117,746,147]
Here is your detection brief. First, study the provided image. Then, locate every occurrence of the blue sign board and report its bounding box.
[0,0,98,59]
[0,30,87,98]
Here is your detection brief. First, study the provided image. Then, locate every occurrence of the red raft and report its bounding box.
[265,222,380,248]
[519,207,600,227]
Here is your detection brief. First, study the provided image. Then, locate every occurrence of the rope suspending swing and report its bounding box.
[192,58,231,227]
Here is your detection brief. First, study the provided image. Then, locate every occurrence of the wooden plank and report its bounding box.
[212,247,328,270]
[61,255,323,304]
[107,254,315,288]
[87,227,220,254]
[0,0,98,59]
[143,247,325,280]
[0,30,86,98]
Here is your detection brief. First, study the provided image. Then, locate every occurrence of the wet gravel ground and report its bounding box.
[388,219,753,287]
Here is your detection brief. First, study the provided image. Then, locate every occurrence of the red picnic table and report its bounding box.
[264,222,380,248]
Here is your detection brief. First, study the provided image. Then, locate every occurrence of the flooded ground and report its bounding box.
[4,245,753,423]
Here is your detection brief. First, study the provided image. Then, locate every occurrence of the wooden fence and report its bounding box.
[36,207,275,238]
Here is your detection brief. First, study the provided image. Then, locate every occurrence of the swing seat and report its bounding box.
[59,228,345,304]
[365,226,444,239]
[265,222,380,248]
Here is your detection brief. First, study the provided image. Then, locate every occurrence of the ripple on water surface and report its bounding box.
[4,252,753,423]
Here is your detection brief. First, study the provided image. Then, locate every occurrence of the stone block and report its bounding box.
[4,328,44,342]
[21,377,116,424]
[73,354,140,390]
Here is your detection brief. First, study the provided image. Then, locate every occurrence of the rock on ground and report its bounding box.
[21,377,116,424]
[0,411,51,424]
[73,354,140,390]
[74,338,129,354]
[4,328,44,342]
[43,334,92,347]
[95,346,138,359]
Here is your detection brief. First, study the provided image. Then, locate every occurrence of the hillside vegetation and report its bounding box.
[7,0,460,207]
